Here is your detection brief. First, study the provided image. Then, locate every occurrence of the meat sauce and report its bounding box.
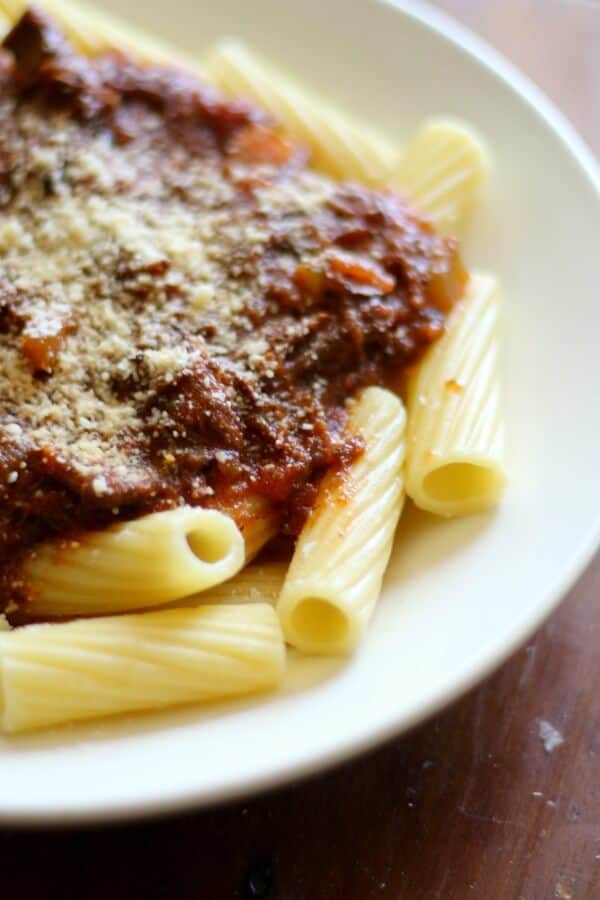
[0,8,465,608]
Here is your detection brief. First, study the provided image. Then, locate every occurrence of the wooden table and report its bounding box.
[2,2,599,898]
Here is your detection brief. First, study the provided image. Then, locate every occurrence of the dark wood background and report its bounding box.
[2,2,599,898]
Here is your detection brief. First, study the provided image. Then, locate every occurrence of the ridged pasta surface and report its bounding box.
[277,387,406,654]
[0,603,284,731]
[406,273,506,516]
[392,119,489,233]
[23,508,245,617]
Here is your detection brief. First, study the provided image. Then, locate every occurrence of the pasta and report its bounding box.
[277,387,406,655]
[186,562,286,608]
[391,119,490,233]
[204,39,396,184]
[22,508,245,618]
[218,494,281,563]
[0,0,208,72]
[0,4,507,732]
[0,603,285,731]
[405,273,506,517]
[243,509,279,562]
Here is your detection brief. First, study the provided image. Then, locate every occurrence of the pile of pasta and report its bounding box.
[0,0,506,733]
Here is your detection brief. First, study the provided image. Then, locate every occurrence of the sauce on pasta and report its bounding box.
[0,9,465,607]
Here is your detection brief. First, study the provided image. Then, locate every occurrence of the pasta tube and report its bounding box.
[221,493,280,562]
[187,562,286,607]
[209,490,279,562]
[0,603,285,731]
[204,39,396,184]
[22,507,245,617]
[277,387,406,655]
[243,509,279,561]
[405,273,506,516]
[391,118,489,233]
[0,0,208,74]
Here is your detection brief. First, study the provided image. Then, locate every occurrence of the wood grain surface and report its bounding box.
[1,2,599,899]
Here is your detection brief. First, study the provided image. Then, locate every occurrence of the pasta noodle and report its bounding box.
[216,493,280,563]
[277,387,406,655]
[0,0,208,73]
[0,603,285,731]
[405,273,506,516]
[186,562,286,607]
[243,509,279,562]
[391,118,489,233]
[204,39,396,184]
[21,507,245,618]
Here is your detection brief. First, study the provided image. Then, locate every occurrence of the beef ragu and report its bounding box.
[0,8,465,609]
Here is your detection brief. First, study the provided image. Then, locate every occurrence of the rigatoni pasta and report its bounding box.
[405,274,506,516]
[391,119,489,234]
[0,604,284,731]
[227,494,281,563]
[186,563,287,608]
[0,3,507,733]
[21,508,245,618]
[278,387,406,655]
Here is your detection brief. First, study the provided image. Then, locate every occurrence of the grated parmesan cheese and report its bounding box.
[0,86,337,499]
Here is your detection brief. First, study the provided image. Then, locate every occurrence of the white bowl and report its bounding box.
[1,0,598,823]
